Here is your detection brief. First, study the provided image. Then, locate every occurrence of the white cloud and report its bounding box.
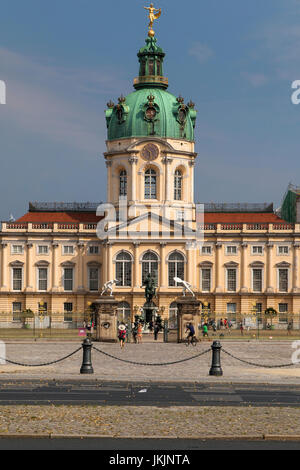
[0,47,126,153]
[188,42,213,63]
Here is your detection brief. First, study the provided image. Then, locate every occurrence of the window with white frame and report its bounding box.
[201,268,211,292]
[89,267,99,291]
[226,268,237,292]
[38,268,48,291]
[63,245,74,255]
[11,245,24,255]
[142,251,159,286]
[227,303,237,314]
[226,245,238,255]
[144,168,157,199]
[168,252,185,287]
[12,268,22,291]
[115,252,132,287]
[63,268,74,291]
[278,268,289,292]
[169,302,178,329]
[278,303,288,323]
[252,268,263,292]
[37,245,49,255]
[174,169,183,201]
[202,246,212,255]
[64,302,73,322]
[278,245,289,255]
[12,302,22,322]
[252,245,264,255]
[88,245,99,255]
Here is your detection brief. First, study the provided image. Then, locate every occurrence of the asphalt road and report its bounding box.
[0,437,299,450]
[0,380,300,406]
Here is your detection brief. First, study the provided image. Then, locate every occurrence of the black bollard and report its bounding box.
[209,341,223,376]
[80,337,94,375]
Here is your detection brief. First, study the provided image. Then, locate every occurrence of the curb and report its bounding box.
[0,433,299,441]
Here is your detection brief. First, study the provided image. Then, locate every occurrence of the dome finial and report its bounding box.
[144,3,162,38]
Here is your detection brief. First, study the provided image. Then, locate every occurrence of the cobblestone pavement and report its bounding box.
[0,340,299,384]
[0,405,299,438]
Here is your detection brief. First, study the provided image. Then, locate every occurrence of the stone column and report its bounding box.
[293,243,300,292]
[51,243,59,292]
[0,243,8,291]
[129,156,138,203]
[240,242,248,292]
[176,295,201,342]
[25,243,33,292]
[133,242,140,288]
[160,242,167,288]
[266,243,274,293]
[215,242,222,293]
[162,156,173,203]
[95,295,118,343]
[77,242,85,292]
[106,160,112,202]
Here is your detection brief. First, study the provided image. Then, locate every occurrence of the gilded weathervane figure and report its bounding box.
[144,3,162,37]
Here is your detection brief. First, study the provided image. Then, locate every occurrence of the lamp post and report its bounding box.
[39,301,46,338]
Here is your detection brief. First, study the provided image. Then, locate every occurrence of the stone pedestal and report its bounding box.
[176,295,201,343]
[94,295,118,343]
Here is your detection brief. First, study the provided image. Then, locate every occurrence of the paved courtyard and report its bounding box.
[0,339,300,384]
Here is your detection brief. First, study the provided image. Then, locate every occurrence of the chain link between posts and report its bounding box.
[93,346,211,366]
[222,348,296,369]
[0,347,82,367]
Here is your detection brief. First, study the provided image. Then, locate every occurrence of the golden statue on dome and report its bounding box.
[144,3,162,37]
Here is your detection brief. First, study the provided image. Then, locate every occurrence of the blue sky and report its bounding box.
[0,0,300,220]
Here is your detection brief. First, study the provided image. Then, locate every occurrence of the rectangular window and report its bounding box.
[89,268,99,291]
[38,245,49,255]
[12,302,22,322]
[227,268,237,292]
[252,246,263,255]
[12,268,22,291]
[255,303,262,314]
[11,245,23,255]
[227,303,236,314]
[278,268,289,292]
[38,268,48,291]
[88,245,99,255]
[64,303,73,322]
[279,303,288,323]
[252,269,263,292]
[226,245,237,255]
[63,268,73,291]
[201,269,211,292]
[202,246,212,255]
[63,245,74,255]
[278,246,289,255]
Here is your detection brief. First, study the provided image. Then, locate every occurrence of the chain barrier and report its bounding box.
[222,348,296,369]
[0,347,82,367]
[93,346,211,366]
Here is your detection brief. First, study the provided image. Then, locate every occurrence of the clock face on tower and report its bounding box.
[141,143,159,161]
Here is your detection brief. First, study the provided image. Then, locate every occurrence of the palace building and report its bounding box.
[0,20,299,329]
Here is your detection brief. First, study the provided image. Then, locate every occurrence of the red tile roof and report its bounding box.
[16,212,103,223]
[201,212,285,223]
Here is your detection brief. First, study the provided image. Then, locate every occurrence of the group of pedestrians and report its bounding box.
[117,318,164,348]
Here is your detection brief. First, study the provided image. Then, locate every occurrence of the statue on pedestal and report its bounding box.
[101,279,119,297]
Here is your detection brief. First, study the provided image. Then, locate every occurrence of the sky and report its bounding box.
[0,0,300,221]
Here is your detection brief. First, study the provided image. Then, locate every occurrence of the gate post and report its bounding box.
[163,319,168,343]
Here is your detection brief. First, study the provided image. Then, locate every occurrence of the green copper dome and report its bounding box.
[105,37,197,142]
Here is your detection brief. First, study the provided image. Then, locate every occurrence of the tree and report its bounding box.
[264,307,277,328]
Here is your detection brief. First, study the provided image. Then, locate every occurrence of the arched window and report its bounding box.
[117,301,131,324]
[174,169,183,200]
[142,251,159,286]
[169,302,178,329]
[119,170,127,197]
[144,168,157,199]
[115,251,132,287]
[168,251,185,286]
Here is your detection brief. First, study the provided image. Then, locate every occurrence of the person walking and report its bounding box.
[240,322,244,336]
[202,323,208,338]
[132,323,138,343]
[118,324,126,349]
[137,322,143,344]
[154,322,160,341]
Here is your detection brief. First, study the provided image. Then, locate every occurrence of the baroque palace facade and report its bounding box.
[0,27,299,327]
